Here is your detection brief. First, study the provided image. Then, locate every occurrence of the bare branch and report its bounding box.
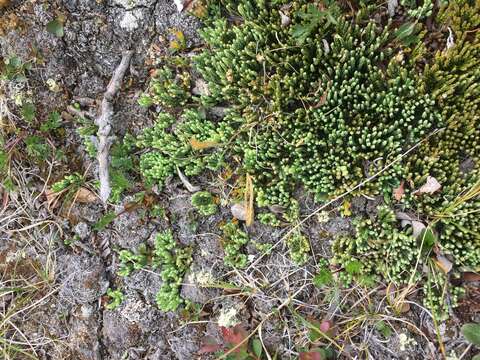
[95,50,133,203]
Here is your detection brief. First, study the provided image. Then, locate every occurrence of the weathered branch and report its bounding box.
[95,50,133,203]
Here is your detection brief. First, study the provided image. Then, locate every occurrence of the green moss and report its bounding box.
[286,232,310,265]
[105,288,124,310]
[137,110,227,188]
[153,230,192,312]
[221,221,249,268]
[191,191,218,216]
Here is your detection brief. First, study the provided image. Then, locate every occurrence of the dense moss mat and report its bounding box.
[137,0,480,318]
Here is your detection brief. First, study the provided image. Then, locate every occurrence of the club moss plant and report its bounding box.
[134,0,479,319]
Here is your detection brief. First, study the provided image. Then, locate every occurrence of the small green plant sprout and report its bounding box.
[257,212,281,227]
[252,241,273,255]
[221,220,250,269]
[312,259,333,288]
[105,289,124,310]
[199,323,265,360]
[117,244,148,277]
[93,211,117,231]
[24,135,50,160]
[191,190,218,216]
[75,115,98,158]
[153,230,192,312]
[1,54,31,81]
[40,111,62,132]
[138,65,191,109]
[105,288,124,310]
[286,231,310,265]
[51,173,83,193]
[375,320,393,339]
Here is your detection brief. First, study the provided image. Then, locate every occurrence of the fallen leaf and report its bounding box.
[198,336,222,354]
[220,325,248,352]
[386,284,411,313]
[177,167,200,192]
[387,0,398,17]
[75,187,97,203]
[189,137,219,150]
[0,0,11,9]
[299,350,325,360]
[268,204,285,214]
[393,181,405,201]
[45,188,62,209]
[231,202,247,221]
[434,254,453,273]
[396,211,426,239]
[462,272,480,282]
[446,27,455,50]
[413,176,441,195]
[279,10,291,27]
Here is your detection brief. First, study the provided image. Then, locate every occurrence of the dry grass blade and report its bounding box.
[245,173,254,226]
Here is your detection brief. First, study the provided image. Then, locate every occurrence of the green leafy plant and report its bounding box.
[153,230,193,311]
[40,111,62,132]
[117,244,148,277]
[461,323,480,360]
[221,221,250,269]
[105,288,124,310]
[286,232,310,265]
[191,191,218,216]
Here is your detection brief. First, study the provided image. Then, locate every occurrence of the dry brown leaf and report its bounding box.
[245,174,254,226]
[189,137,219,150]
[45,189,62,209]
[386,284,411,313]
[414,176,441,195]
[434,254,453,273]
[393,181,405,201]
[231,202,247,221]
[75,187,97,203]
[0,0,11,8]
[462,272,480,282]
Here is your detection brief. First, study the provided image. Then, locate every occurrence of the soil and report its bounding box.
[0,1,478,360]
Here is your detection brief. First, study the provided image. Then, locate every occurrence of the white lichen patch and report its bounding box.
[218,306,240,328]
[188,270,215,287]
[120,297,151,323]
[113,0,137,9]
[398,333,417,351]
[119,10,143,31]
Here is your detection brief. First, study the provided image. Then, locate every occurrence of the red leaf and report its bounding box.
[299,351,325,360]
[462,272,480,282]
[198,343,222,354]
[319,320,332,333]
[220,325,248,352]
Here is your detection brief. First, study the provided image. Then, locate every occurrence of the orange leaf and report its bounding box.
[245,174,254,226]
[189,137,219,150]
[434,254,453,273]
[393,181,405,201]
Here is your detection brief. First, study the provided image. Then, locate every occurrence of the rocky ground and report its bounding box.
[0,1,478,359]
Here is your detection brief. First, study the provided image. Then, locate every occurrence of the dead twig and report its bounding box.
[95,50,133,203]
